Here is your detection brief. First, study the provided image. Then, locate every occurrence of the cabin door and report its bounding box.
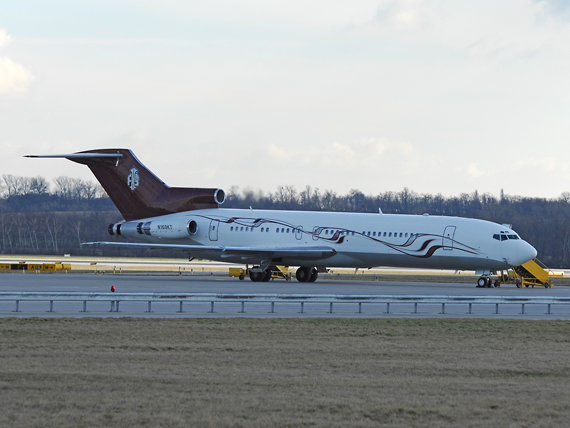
[209,220,219,241]
[295,226,303,240]
[442,226,456,250]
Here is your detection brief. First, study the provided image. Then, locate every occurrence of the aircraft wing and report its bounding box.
[81,241,336,263]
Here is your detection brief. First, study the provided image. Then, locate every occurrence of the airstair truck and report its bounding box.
[495,259,554,288]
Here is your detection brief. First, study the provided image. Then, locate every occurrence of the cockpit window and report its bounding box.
[494,232,520,241]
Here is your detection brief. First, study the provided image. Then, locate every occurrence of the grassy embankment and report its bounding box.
[2,318,570,427]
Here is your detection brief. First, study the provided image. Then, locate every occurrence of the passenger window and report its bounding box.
[367,231,370,236]
[372,232,376,236]
[276,228,279,233]
[281,228,285,233]
[399,233,403,238]
[286,229,290,233]
[389,232,392,237]
[260,227,264,232]
[230,227,233,231]
[405,233,408,237]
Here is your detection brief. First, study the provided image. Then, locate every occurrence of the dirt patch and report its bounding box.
[1,318,570,427]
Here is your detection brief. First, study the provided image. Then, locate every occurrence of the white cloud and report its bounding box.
[0,29,12,47]
[0,29,33,94]
[467,164,486,178]
[333,142,355,156]
[0,57,33,94]
[375,0,425,28]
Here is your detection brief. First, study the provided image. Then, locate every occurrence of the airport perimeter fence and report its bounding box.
[1,292,570,316]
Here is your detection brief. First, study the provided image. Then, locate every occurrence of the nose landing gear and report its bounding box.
[476,276,498,288]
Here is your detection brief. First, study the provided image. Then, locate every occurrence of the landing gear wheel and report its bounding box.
[493,280,500,288]
[477,277,487,287]
[262,269,272,282]
[308,268,318,282]
[486,277,492,288]
[296,267,311,283]
[249,269,264,282]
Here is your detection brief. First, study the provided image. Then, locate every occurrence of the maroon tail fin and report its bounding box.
[30,149,224,221]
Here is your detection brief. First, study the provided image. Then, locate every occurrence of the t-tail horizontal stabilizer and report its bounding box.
[25,149,225,221]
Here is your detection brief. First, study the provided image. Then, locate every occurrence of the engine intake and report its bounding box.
[214,189,225,204]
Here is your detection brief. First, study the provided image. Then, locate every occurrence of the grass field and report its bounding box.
[2,318,570,427]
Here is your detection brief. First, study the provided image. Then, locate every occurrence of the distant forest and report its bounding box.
[1,175,570,268]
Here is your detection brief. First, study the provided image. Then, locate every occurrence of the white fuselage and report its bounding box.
[116,208,537,272]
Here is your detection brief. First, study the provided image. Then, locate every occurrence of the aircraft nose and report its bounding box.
[517,240,537,265]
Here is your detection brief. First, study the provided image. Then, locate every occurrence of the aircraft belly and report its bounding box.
[314,251,508,271]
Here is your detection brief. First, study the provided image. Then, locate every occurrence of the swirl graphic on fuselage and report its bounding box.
[194,215,481,259]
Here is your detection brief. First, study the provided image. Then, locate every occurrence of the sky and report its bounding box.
[1,0,570,199]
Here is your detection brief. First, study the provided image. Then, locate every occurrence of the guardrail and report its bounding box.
[1,292,570,315]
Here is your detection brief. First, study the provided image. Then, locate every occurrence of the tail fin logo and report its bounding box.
[127,167,139,191]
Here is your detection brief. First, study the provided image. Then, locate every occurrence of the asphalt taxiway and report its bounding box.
[2,272,570,319]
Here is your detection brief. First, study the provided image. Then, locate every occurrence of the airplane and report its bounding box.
[26,149,537,286]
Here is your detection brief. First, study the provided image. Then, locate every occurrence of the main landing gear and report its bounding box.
[246,266,319,282]
[248,268,272,282]
[296,266,318,283]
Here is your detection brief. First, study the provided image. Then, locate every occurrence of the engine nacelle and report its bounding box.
[109,218,199,239]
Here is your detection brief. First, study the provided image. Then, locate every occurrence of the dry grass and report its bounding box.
[2,318,570,427]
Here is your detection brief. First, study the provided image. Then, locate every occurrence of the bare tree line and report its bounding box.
[1,175,570,267]
[1,174,106,199]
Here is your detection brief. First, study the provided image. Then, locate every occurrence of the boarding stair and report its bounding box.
[512,258,553,288]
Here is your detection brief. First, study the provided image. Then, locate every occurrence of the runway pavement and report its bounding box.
[2,272,570,319]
